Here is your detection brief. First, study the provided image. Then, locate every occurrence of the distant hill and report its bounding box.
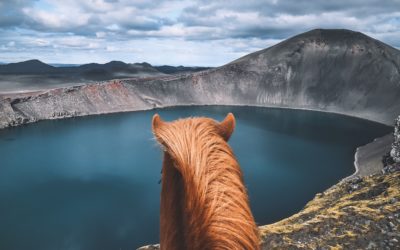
[0,60,211,76]
[59,61,164,81]
[0,59,58,74]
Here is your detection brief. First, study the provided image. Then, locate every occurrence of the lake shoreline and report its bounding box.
[0,81,394,182]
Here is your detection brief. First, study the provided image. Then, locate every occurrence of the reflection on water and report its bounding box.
[0,106,392,249]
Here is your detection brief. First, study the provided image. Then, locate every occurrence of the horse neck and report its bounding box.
[160,153,186,250]
[159,135,260,250]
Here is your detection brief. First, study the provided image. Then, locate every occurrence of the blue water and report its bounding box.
[0,106,392,249]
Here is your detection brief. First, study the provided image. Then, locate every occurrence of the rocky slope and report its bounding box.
[259,168,400,249]
[0,80,152,128]
[1,29,400,129]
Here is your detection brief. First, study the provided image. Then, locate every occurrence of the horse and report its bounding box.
[152,113,259,250]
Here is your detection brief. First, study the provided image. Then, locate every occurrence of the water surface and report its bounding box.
[0,106,391,249]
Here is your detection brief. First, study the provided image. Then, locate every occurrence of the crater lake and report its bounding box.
[0,106,392,249]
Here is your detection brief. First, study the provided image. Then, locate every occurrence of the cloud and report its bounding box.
[4,0,175,37]
[178,0,400,40]
[0,0,34,28]
[0,0,399,65]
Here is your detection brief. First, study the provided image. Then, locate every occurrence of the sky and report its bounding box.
[0,0,399,66]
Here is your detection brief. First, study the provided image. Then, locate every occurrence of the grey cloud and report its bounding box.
[190,0,400,16]
[0,0,399,65]
[177,0,400,40]
[0,0,175,37]
[0,0,35,28]
[117,17,171,31]
[3,0,399,43]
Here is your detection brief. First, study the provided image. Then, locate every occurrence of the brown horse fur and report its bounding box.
[152,113,260,250]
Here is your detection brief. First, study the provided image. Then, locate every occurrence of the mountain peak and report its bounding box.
[230,28,397,65]
[14,59,51,66]
[105,61,127,66]
[292,28,372,43]
[24,59,45,63]
[135,62,153,67]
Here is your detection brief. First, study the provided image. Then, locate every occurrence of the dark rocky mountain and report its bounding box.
[126,29,400,125]
[0,59,58,74]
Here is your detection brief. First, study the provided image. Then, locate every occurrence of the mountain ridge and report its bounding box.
[0,59,212,75]
[0,59,212,92]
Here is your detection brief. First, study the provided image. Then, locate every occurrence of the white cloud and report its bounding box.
[22,3,90,30]
[106,45,119,52]
[96,32,106,38]
[31,38,50,46]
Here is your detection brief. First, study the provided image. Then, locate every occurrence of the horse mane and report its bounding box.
[152,113,260,250]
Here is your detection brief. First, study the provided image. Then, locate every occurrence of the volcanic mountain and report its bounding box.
[129,29,400,125]
[1,29,399,129]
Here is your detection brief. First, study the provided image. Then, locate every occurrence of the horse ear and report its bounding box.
[218,113,235,141]
[152,114,165,138]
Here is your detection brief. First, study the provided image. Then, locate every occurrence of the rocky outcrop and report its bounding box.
[391,116,400,162]
[1,29,400,129]
[352,134,394,178]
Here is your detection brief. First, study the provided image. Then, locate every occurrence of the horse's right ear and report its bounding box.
[218,113,235,141]
[152,114,165,133]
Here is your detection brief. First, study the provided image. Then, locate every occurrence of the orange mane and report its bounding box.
[152,113,259,250]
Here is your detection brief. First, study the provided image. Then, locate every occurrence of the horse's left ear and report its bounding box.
[218,113,235,141]
[152,114,166,139]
